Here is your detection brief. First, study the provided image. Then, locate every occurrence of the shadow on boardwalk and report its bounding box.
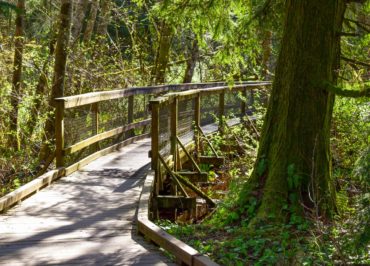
[0,139,174,265]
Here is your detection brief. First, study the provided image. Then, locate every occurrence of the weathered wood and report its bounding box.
[196,125,219,157]
[63,119,151,155]
[199,156,225,167]
[171,97,178,171]
[1,140,174,265]
[56,82,254,109]
[219,92,225,132]
[127,95,135,138]
[55,100,65,167]
[91,102,99,152]
[156,195,196,210]
[64,133,149,176]
[150,101,160,196]
[177,136,202,173]
[138,219,198,266]
[176,172,208,182]
[0,169,64,212]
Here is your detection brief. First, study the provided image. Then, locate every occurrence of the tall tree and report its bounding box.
[9,0,25,149]
[39,0,72,162]
[71,0,88,41]
[152,22,172,84]
[83,0,98,42]
[240,0,349,225]
[96,0,111,37]
[183,38,199,83]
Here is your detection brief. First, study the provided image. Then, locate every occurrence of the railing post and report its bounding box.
[219,90,225,132]
[127,95,134,138]
[150,100,160,192]
[194,93,201,157]
[55,100,65,168]
[92,102,99,151]
[170,97,178,171]
[241,87,247,120]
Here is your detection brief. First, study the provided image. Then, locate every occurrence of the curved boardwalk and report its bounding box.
[0,139,175,266]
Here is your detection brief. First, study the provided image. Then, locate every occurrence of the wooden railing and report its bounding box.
[148,81,270,219]
[54,82,250,176]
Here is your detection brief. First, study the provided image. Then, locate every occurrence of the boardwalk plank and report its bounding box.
[0,139,174,265]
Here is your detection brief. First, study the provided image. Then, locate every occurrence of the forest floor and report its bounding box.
[157,99,370,265]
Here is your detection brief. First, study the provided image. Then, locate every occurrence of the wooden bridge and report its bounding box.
[0,81,270,265]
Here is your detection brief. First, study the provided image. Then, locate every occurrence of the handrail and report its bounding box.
[149,81,271,216]
[54,81,261,175]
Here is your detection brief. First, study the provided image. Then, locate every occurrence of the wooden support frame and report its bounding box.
[176,136,202,173]
[196,125,219,158]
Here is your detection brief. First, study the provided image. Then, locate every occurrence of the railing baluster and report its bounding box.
[55,100,65,168]
[170,97,178,171]
[150,100,160,194]
[219,91,225,132]
[127,95,134,138]
[92,102,99,152]
[194,93,201,158]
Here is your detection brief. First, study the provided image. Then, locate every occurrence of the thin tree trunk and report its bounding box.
[183,39,199,83]
[96,0,111,37]
[83,0,98,42]
[71,0,88,41]
[241,0,347,226]
[152,22,172,84]
[261,30,272,79]
[9,0,25,149]
[39,0,72,162]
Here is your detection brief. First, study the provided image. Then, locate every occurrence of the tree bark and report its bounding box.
[39,0,72,162]
[83,0,99,42]
[241,0,347,225]
[9,0,25,149]
[183,39,199,83]
[71,0,88,41]
[152,22,172,84]
[96,0,111,37]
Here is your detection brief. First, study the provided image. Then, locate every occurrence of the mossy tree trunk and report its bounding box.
[39,0,72,163]
[183,38,199,83]
[9,0,25,149]
[152,22,172,84]
[241,0,347,225]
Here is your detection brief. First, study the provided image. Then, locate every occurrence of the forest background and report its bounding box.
[0,0,369,263]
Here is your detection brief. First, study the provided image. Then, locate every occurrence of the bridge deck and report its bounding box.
[0,139,174,266]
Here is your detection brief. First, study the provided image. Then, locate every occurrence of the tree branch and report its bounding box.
[323,82,370,98]
[341,56,370,68]
[338,31,362,37]
[344,18,370,33]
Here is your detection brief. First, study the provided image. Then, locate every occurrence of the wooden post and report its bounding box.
[194,93,201,158]
[150,100,160,194]
[55,100,65,167]
[219,91,225,132]
[92,102,99,151]
[170,97,178,172]
[241,87,247,121]
[127,95,134,138]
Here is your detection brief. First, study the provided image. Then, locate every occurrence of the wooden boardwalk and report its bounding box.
[0,139,175,266]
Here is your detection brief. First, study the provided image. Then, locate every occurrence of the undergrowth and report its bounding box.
[158,97,369,265]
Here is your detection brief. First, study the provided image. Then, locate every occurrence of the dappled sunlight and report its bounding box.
[0,139,173,265]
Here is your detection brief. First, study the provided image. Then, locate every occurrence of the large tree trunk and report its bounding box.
[241,0,347,225]
[39,0,72,162]
[9,0,25,149]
